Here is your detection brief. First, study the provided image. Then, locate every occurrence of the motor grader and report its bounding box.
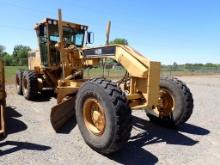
[0,59,6,140]
[16,9,193,154]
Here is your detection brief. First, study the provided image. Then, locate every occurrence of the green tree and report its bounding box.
[2,52,15,66]
[12,45,31,65]
[110,38,128,45]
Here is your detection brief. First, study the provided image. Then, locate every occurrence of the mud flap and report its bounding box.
[50,96,76,132]
[0,102,6,140]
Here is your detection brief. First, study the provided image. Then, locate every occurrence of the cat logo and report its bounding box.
[94,48,102,55]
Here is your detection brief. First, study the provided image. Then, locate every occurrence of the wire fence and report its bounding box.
[161,65,220,77]
[84,66,126,79]
[84,65,220,79]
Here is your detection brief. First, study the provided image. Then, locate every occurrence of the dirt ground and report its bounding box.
[0,75,220,165]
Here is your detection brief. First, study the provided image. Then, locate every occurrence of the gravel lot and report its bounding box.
[1,75,220,165]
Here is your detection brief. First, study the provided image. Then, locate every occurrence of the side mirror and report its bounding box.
[87,32,94,44]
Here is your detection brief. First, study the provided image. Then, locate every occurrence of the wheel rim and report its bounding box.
[83,98,106,136]
[157,88,175,117]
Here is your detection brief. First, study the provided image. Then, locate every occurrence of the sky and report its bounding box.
[0,0,220,64]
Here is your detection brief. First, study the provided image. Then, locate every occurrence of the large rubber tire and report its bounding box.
[15,70,23,95]
[22,71,38,100]
[147,77,193,127]
[75,78,132,154]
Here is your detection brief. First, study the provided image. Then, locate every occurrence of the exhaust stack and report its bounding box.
[58,9,65,79]
[105,21,111,45]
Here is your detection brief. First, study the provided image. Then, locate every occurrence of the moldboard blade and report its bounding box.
[50,96,75,132]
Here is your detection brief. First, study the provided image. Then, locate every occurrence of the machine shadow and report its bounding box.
[0,140,51,156]
[6,106,27,135]
[131,115,209,146]
[108,115,209,165]
[0,107,50,156]
[108,144,159,165]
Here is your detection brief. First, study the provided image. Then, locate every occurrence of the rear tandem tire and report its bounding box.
[15,70,23,95]
[147,77,194,127]
[75,78,132,155]
[22,71,38,100]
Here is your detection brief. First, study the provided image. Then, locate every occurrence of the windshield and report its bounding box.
[63,27,84,46]
[49,25,85,47]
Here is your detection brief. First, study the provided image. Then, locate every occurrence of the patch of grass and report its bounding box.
[5,66,27,84]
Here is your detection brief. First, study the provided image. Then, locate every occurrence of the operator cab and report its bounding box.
[35,18,89,67]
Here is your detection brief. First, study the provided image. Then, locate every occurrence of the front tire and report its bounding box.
[147,77,194,127]
[75,78,132,154]
[22,71,38,100]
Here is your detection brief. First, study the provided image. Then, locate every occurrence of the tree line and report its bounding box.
[162,62,220,71]
[0,44,31,66]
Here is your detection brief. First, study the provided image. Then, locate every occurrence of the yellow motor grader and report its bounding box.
[16,9,193,154]
[0,59,6,140]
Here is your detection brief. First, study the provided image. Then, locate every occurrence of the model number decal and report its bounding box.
[94,49,102,55]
